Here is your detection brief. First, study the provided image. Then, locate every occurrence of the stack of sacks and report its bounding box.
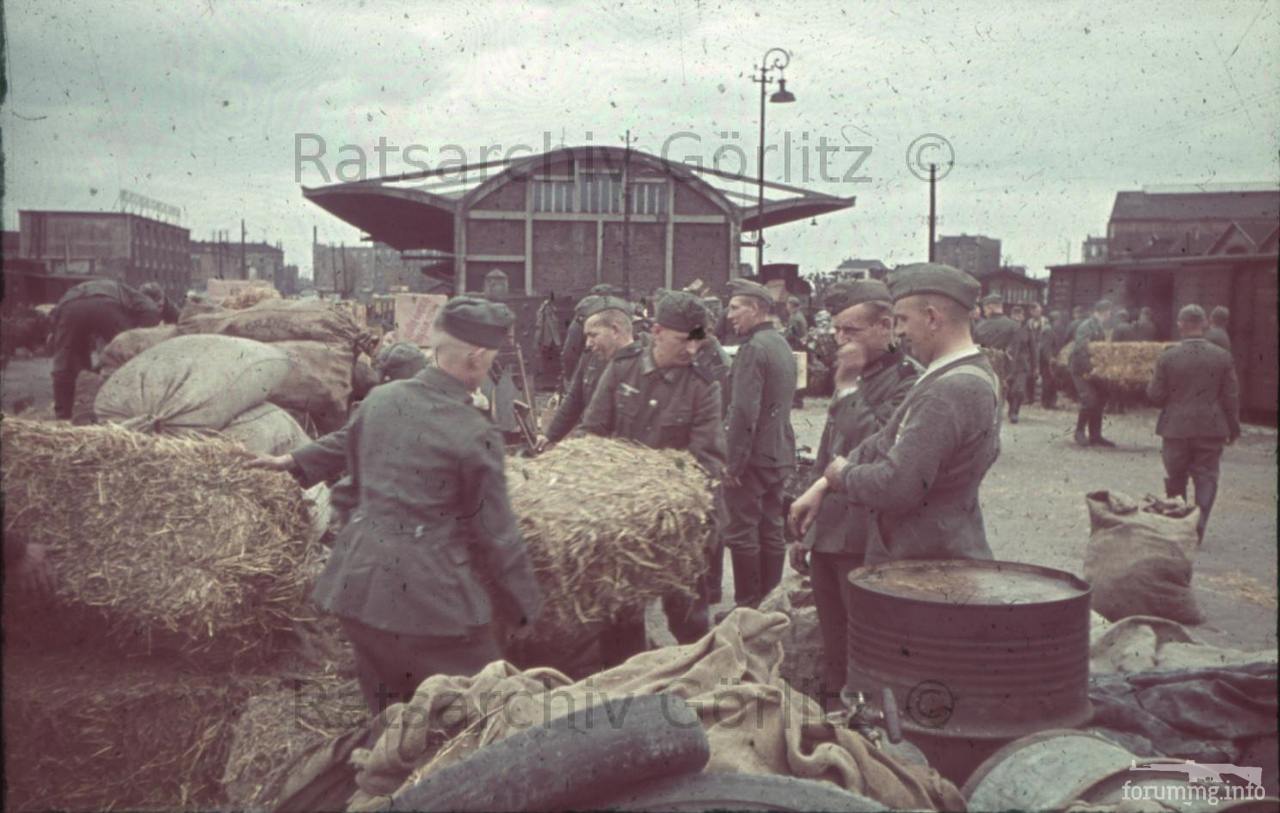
[0,418,354,811]
[94,333,311,456]
[176,298,368,432]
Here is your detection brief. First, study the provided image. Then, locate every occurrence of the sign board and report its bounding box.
[330,299,368,329]
[395,293,447,347]
[206,278,273,300]
[794,351,808,391]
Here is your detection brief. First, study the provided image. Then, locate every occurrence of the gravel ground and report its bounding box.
[5,357,1274,652]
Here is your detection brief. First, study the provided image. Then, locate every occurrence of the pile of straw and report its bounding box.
[221,672,366,811]
[0,419,322,664]
[2,649,269,812]
[1055,341,1173,394]
[503,437,716,648]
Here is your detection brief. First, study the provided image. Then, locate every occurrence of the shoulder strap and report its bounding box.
[937,361,1001,405]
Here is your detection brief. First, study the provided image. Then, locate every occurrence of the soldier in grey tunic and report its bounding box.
[1206,306,1232,353]
[1070,299,1117,447]
[539,296,636,448]
[1148,305,1241,540]
[786,279,919,706]
[311,298,543,714]
[821,263,1000,566]
[721,279,798,610]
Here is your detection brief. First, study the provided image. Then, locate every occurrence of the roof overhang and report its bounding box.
[738,196,855,231]
[1048,250,1279,273]
[302,184,457,252]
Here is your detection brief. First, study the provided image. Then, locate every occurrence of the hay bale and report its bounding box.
[221,673,366,812]
[0,419,323,663]
[224,285,282,310]
[501,437,716,655]
[1056,341,1174,393]
[2,649,267,812]
[980,346,1013,392]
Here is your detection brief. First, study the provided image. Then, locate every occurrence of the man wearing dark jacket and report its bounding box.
[561,284,627,389]
[973,295,1034,423]
[539,297,635,447]
[311,298,543,714]
[48,279,161,420]
[721,279,798,610]
[1147,305,1241,541]
[787,279,918,705]
[820,263,999,566]
[1206,306,1232,353]
[1070,299,1116,447]
[1134,307,1159,341]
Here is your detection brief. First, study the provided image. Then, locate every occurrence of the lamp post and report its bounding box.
[751,47,795,276]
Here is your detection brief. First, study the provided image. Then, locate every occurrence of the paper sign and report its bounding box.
[395,293,447,347]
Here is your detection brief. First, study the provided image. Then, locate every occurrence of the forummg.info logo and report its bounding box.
[1122,759,1269,806]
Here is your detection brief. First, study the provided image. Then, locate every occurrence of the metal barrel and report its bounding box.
[965,729,1277,813]
[845,559,1092,740]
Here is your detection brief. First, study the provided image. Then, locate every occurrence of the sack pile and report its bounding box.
[1,418,356,811]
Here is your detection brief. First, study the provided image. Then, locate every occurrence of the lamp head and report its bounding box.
[770,78,796,103]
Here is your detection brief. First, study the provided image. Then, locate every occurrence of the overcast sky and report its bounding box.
[3,0,1277,281]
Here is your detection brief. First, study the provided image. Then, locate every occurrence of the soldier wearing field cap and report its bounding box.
[820,263,1000,567]
[312,296,542,714]
[787,278,920,706]
[721,278,798,612]
[582,290,727,661]
[540,296,637,448]
[1147,304,1240,541]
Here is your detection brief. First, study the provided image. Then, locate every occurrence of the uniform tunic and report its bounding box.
[835,351,1001,564]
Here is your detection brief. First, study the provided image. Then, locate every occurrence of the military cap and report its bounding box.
[582,295,632,319]
[435,295,514,349]
[574,294,605,318]
[655,290,709,334]
[139,281,164,302]
[590,283,627,297]
[725,278,775,307]
[374,341,428,382]
[823,279,891,314]
[980,293,1003,306]
[887,263,981,309]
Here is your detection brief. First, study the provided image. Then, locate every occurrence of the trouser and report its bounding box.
[1161,437,1225,540]
[724,466,789,605]
[1072,373,1108,438]
[810,551,863,710]
[339,616,502,715]
[1040,359,1058,407]
[1006,371,1027,417]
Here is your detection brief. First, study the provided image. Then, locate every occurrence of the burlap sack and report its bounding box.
[99,324,179,378]
[94,335,291,433]
[348,609,964,812]
[1083,491,1203,625]
[178,299,362,348]
[268,340,354,434]
[220,402,311,456]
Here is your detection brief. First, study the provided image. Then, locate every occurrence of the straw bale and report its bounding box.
[221,672,366,812]
[224,285,282,310]
[1056,341,1173,393]
[0,419,323,663]
[980,346,1012,392]
[1,649,268,812]
[500,436,716,656]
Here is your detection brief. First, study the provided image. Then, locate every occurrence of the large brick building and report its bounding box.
[934,234,1001,280]
[303,145,854,299]
[17,210,191,302]
[311,241,438,298]
[190,238,285,291]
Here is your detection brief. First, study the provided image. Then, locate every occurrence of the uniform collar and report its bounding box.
[918,345,983,384]
[640,346,685,382]
[859,345,904,381]
[746,321,776,338]
[417,365,473,402]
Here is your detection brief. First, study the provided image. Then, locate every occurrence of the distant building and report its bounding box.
[190,238,285,291]
[934,234,1001,280]
[17,209,191,302]
[1049,185,1279,417]
[981,265,1045,305]
[278,264,300,297]
[1082,235,1108,263]
[312,242,440,298]
[833,258,889,280]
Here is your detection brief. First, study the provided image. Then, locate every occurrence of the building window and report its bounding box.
[630,181,667,215]
[533,180,575,213]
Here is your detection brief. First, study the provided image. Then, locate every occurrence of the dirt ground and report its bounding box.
[4,356,1275,653]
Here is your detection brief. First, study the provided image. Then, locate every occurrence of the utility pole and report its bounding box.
[928,163,937,262]
[621,129,633,300]
[240,219,247,280]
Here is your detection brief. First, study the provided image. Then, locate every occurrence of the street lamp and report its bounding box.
[751,47,795,276]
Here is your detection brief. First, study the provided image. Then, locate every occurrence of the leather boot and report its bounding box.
[1088,410,1115,447]
[759,549,785,603]
[706,539,725,605]
[1074,411,1089,447]
[733,549,762,607]
[1164,478,1186,502]
[52,373,77,420]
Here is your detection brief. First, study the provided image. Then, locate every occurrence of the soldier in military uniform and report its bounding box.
[561,284,627,389]
[973,295,1034,423]
[1070,299,1116,447]
[582,291,727,658]
[1147,305,1240,541]
[819,264,1000,568]
[1005,304,1037,423]
[721,279,798,610]
[1206,306,1232,353]
[786,279,919,707]
[311,298,543,714]
[48,278,162,420]
[539,296,635,448]
[1134,307,1159,341]
[785,296,809,348]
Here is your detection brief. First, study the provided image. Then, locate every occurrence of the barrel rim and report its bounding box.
[848,558,1092,606]
[960,727,1130,800]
